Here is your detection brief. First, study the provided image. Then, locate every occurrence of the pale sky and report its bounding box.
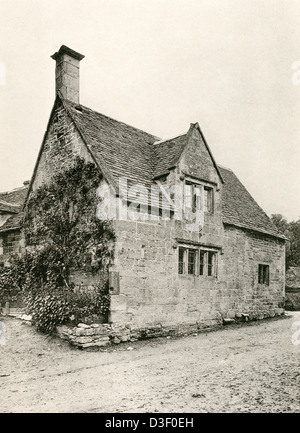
[0,0,299,221]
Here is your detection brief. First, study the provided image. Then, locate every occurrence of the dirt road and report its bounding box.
[0,313,299,413]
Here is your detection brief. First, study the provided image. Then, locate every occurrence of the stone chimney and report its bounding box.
[51,45,85,104]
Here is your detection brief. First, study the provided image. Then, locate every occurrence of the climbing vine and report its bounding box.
[0,157,115,332]
[24,157,114,280]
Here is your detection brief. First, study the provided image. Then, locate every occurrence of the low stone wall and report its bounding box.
[56,308,285,349]
[56,320,222,349]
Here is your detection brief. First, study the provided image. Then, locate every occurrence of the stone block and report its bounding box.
[77,323,90,329]
[110,294,127,312]
[75,328,86,336]
[76,336,93,344]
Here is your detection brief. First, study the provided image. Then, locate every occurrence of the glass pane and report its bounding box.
[185,184,193,209]
[207,251,214,276]
[266,266,269,285]
[188,249,196,275]
[199,250,205,275]
[258,265,261,283]
[204,189,208,212]
[178,248,185,274]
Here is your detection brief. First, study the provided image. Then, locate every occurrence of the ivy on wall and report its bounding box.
[24,157,115,281]
[0,157,115,332]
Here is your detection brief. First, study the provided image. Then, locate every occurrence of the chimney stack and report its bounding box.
[51,45,85,104]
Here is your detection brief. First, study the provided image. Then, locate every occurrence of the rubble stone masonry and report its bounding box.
[11,99,286,348]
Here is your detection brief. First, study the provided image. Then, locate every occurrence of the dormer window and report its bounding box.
[184,181,214,214]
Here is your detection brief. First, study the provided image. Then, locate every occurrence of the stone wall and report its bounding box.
[32,99,94,192]
[108,216,285,330]
[218,226,285,318]
[29,99,107,290]
[0,229,24,265]
[56,319,222,349]
[10,97,286,341]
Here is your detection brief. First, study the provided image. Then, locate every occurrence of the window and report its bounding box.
[178,247,218,277]
[178,247,185,274]
[207,251,214,276]
[188,249,196,275]
[184,183,193,210]
[199,250,205,275]
[185,181,213,214]
[258,264,269,285]
[204,187,213,213]
[200,250,217,277]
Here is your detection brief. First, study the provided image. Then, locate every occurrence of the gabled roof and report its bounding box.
[23,95,283,240]
[0,185,28,233]
[63,98,159,191]
[153,134,188,179]
[219,166,284,239]
[152,123,224,183]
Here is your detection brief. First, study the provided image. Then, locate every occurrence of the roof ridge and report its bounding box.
[153,133,187,146]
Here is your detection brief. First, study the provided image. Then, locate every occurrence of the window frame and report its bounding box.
[184,180,214,215]
[178,246,218,278]
[178,247,185,275]
[204,186,214,214]
[188,249,197,275]
[258,264,270,286]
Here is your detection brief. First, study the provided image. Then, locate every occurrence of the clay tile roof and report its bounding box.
[219,166,284,239]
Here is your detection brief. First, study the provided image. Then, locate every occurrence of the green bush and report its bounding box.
[25,291,72,333]
[0,266,19,305]
[1,158,114,332]
[24,282,111,333]
[0,254,31,305]
[68,283,110,321]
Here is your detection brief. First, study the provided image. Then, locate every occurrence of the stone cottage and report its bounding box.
[0,182,28,266]
[1,45,286,336]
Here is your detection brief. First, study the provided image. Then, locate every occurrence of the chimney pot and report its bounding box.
[51,45,85,104]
